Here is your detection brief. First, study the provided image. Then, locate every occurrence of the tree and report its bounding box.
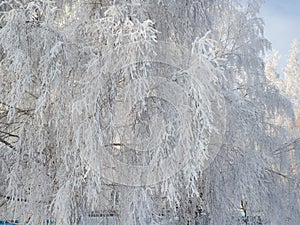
[0,0,299,225]
[264,41,300,225]
[283,40,300,118]
[265,50,283,89]
[265,40,300,131]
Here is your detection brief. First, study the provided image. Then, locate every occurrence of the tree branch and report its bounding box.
[0,136,15,150]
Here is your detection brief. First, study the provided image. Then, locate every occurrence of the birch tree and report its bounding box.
[0,0,299,225]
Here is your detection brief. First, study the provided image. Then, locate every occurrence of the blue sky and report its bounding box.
[260,0,300,70]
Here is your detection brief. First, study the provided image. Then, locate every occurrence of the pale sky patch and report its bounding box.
[260,0,300,72]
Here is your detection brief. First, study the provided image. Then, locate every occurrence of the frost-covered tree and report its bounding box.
[264,50,295,130]
[283,40,300,118]
[265,50,284,89]
[265,40,300,131]
[264,41,300,225]
[0,0,299,225]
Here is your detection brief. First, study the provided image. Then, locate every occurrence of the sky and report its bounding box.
[260,0,300,71]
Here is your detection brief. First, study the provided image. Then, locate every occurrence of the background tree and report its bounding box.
[282,40,300,119]
[264,40,300,225]
[265,50,284,89]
